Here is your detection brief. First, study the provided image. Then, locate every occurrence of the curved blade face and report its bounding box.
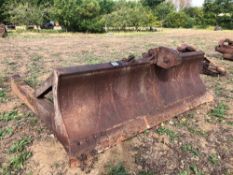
[53,58,209,157]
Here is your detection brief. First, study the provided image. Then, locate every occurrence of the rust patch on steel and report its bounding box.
[11,46,214,167]
[216,38,233,61]
[35,74,53,98]
[178,44,226,76]
[11,75,54,129]
[202,57,226,76]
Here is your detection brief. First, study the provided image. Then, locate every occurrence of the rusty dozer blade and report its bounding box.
[216,38,233,61]
[11,46,213,165]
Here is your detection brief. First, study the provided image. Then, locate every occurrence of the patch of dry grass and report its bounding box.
[0,29,233,175]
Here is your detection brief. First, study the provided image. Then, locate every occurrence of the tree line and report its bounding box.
[0,0,232,32]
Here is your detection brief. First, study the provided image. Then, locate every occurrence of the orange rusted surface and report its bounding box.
[216,39,233,61]
[178,44,226,76]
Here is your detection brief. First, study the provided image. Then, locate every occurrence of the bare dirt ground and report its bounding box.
[0,29,233,175]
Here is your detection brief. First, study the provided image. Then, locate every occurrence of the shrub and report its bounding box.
[183,7,205,26]
[105,5,155,31]
[54,0,105,32]
[184,17,194,28]
[164,12,194,28]
[79,18,105,33]
[154,1,176,27]
[107,163,129,175]
[217,15,233,29]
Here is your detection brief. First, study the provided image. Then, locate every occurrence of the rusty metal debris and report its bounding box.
[216,38,233,61]
[177,44,226,76]
[11,46,213,167]
[0,23,7,38]
[202,57,226,76]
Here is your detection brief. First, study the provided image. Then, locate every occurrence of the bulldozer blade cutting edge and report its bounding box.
[11,46,213,165]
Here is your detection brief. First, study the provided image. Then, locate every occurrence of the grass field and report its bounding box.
[0,29,233,175]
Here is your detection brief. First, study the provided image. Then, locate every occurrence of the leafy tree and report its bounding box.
[203,0,219,25]
[105,5,155,31]
[215,0,233,29]
[154,2,175,27]
[141,0,165,9]
[183,7,205,26]
[5,1,41,27]
[114,0,138,10]
[0,0,7,22]
[164,12,193,28]
[54,0,104,32]
[37,0,54,5]
[104,7,131,30]
[203,0,233,28]
[3,0,53,27]
[53,0,77,31]
[36,0,54,23]
[98,0,115,14]
[127,5,155,30]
